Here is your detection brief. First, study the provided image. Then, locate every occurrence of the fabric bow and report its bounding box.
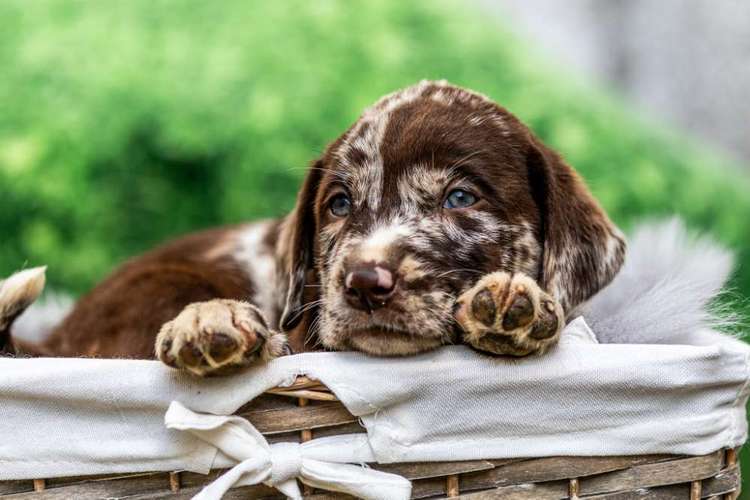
[165,401,411,500]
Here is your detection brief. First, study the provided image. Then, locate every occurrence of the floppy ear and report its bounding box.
[526,136,626,313]
[278,159,324,332]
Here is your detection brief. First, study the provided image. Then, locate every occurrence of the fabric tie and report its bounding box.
[269,442,302,485]
[164,401,412,500]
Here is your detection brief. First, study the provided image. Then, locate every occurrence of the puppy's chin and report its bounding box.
[346,328,445,356]
[320,324,446,356]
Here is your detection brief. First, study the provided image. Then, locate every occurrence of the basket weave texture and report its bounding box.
[0,376,741,499]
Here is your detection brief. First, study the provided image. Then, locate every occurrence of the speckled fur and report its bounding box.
[1,81,626,371]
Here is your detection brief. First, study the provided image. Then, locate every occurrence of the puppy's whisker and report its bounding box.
[304,317,322,346]
[306,315,327,349]
[435,268,484,279]
[298,299,324,314]
[284,298,324,326]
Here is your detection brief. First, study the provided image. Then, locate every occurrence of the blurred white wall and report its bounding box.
[481,0,750,166]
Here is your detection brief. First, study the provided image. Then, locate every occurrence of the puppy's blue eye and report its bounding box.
[330,193,352,217]
[443,189,478,209]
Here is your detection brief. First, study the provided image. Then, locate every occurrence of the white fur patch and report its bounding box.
[0,267,46,306]
[468,114,487,127]
[234,222,279,326]
[0,267,47,327]
[430,89,453,105]
[357,221,414,263]
[510,221,542,276]
[603,226,626,270]
[341,122,385,211]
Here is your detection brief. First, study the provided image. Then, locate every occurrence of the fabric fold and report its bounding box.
[1,318,748,493]
[164,401,412,500]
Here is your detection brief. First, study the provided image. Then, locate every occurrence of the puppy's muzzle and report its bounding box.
[344,264,396,313]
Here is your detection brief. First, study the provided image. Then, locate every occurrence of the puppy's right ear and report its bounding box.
[526,136,626,313]
[278,160,324,332]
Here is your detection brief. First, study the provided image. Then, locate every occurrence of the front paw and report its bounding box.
[454,272,563,356]
[155,300,287,376]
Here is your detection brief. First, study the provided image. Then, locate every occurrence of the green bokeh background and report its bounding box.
[1,0,748,494]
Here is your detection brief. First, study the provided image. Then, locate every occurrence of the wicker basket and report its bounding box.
[0,376,741,499]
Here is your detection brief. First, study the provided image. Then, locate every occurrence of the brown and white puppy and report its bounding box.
[0,81,625,376]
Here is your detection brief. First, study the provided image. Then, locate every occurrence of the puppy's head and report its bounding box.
[279,81,625,355]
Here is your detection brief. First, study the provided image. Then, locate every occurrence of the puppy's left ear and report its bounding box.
[526,136,626,313]
[278,159,324,332]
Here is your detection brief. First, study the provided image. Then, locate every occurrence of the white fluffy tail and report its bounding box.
[581,219,739,344]
[11,291,74,343]
[0,267,48,351]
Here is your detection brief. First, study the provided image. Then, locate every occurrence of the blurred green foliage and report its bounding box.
[1,0,749,306]
[0,0,749,491]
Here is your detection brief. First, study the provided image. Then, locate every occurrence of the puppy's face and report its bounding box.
[280,82,625,356]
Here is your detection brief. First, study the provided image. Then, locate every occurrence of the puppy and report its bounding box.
[0,81,625,375]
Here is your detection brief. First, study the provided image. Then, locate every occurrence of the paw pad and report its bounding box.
[207,332,239,363]
[155,300,285,376]
[471,289,496,326]
[501,291,534,330]
[455,272,563,357]
[178,341,204,367]
[529,300,559,340]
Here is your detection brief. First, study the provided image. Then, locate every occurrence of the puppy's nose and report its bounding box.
[344,265,396,312]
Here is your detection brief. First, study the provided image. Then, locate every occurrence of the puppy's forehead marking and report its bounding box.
[350,125,384,211]
[335,82,431,211]
[333,80,510,211]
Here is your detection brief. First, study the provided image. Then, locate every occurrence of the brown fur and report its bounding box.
[2,81,625,371]
[23,227,261,357]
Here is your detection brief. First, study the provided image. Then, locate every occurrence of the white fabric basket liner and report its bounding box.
[1,318,749,482]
